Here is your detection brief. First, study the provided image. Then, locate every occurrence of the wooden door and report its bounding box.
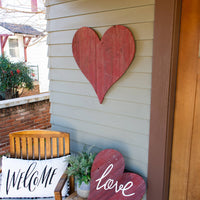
[169,0,200,199]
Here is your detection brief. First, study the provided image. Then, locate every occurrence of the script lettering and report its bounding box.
[17,171,25,190]
[6,170,21,194]
[96,164,135,197]
[5,162,58,195]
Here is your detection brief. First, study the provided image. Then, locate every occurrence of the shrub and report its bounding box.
[0,56,34,100]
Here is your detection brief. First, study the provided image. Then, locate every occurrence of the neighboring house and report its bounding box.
[0,22,41,61]
[0,22,49,93]
[0,22,48,92]
[46,0,199,200]
[0,0,49,93]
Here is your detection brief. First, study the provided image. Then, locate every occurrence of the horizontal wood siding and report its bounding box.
[47,23,154,44]
[47,5,154,31]
[46,0,154,187]
[46,0,154,19]
[48,40,153,57]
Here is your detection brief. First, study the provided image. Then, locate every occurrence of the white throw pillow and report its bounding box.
[0,155,70,198]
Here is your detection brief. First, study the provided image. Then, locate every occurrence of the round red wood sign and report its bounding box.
[72,25,136,103]
[88,149,146,200]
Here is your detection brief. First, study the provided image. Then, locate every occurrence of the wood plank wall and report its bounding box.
[46,0,155,188]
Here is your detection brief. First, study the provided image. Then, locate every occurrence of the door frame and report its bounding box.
[147,0,182,199]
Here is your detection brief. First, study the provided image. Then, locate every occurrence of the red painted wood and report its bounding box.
[23,36,32,62]
[23,36,32,47]
[88,149,146,200]
[0,35,9,56]
[72,25,135,103]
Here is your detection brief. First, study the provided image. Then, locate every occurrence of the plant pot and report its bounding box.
[77,181,90,198]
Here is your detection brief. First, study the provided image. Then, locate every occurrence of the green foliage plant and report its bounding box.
[0,56,34,100]
[66,146,96,186]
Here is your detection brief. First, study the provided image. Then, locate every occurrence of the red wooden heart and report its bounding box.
[88,149,146,200]
[72,25,135,103]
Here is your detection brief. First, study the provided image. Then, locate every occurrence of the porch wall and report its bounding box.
[46,0,155,181]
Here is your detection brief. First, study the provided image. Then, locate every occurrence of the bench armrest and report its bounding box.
[54,172,75,200]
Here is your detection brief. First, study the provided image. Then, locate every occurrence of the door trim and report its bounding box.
[147,0,182,199]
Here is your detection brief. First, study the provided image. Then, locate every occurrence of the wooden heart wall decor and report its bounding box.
[72,25,136,103]
[88,149,146,200]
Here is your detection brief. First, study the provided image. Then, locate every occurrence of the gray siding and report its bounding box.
[46,0,155,186]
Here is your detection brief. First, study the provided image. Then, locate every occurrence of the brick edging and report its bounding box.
[0,94,51,156]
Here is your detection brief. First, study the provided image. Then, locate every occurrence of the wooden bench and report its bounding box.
[0,130,74,200]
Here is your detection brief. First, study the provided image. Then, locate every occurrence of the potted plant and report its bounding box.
[66,146,96,198]
[0,56,34,100]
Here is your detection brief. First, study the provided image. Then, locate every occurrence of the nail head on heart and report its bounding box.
[72,25,136,103]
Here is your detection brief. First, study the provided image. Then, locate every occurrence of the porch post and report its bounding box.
[23,36,32,62]
[0,35,9,56]
[147,0,182,200]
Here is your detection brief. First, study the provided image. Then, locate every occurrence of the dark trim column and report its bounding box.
[147,0,182,200]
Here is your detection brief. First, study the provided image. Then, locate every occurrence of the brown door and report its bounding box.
[169,0,200,199]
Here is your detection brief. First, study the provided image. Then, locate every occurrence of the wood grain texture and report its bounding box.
[27,138,33,160]
[59,137,64,156]
[9,136,15,157]
[72,25,135,103]
[46,137,51,158]
[54,172,69,200]
[52,137,58,157]
[21,137,27,159]
[187,75,200,199]
[15,137,21,158]
[9,130,70,159]
[88,149,146,200]
[34,138,39,159]
[169,0,200,199]
[8,130,72,200]
[40,138,45,159]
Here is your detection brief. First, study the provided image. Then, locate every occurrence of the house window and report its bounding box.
[9,39,19,57]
